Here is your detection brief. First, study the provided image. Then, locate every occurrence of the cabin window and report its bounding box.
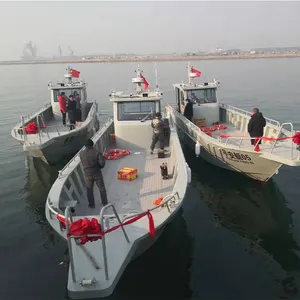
[187,88,217,104]
[117,101,157,121]
[53,89,83,102]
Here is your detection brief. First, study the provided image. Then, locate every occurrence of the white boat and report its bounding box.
[45,65,191,299]
[11,67,99,165]
[168,63,300,182]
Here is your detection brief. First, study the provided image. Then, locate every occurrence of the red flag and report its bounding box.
[191,68,201,78]
[140,73,149,90]
[70,68,80,78]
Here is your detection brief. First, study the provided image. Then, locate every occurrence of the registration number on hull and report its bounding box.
[221,149,254,165]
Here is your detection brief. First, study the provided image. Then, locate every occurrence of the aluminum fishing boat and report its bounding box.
[45,65,191,299]
[11,67,99,165]
[167,63,300,182]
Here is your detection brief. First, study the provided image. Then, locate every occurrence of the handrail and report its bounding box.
[226,104,280,127]
[15,103,51,127]
[167,103,298,159]
[99,203,130,280]
[270,122,294,158]
[15,102,99,145]
[65,207,76,283]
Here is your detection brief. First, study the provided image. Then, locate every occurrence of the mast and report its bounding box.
[132,64,144,93]
[64,66,73,84]
[188,61,197,85]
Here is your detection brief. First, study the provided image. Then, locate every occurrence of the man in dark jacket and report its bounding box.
[79,139,108,208]
[247,108,266,145]
[67,95,77,130]
[183,98,194,121]
[150,112,165,154]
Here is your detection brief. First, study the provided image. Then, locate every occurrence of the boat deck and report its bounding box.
[75,148,174,216]
[211,123,297,160]
[19,115,82,144]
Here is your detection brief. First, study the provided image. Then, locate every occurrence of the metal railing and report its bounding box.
[15,103,52,127]
[63,191,180,285]
[14,102,98,145]
[226,104,280,127]
[167,104,298,160]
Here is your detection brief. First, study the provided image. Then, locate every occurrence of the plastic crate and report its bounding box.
[117,168,138,181]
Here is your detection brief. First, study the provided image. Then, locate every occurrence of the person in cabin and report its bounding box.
[67,95,77,130]
[58,92,67,126]
[79,139,108,209]
[183,98,194,121]
[74,91,82,122]
[247,108,266,145]
[150,112,165,154]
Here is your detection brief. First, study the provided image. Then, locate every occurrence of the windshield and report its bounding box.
[187,88,217,104]
[117,101,157,121]
[53,88,83,102]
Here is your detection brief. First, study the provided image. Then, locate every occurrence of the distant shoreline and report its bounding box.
[1,53,300,66]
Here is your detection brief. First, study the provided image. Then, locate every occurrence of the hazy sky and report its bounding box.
[0,1,300,60]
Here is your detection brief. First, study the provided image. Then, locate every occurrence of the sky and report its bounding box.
[0,1,300,60]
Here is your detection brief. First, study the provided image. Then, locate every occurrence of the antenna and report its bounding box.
[155,62,159,92]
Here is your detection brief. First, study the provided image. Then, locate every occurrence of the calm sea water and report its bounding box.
[1,59,300,300]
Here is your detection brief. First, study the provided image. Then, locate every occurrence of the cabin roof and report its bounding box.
[48,82,86,90]
[173,83,217,91]
[109,91,162,102]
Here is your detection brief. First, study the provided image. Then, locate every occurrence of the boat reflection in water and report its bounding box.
[184,146,300,297]
[23,156,66,248]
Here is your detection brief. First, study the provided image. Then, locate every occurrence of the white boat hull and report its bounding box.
[181,133,281,182]
[168,104,300,183]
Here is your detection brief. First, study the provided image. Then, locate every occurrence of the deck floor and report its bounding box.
[24,115,81,144]
[75,148,174,216]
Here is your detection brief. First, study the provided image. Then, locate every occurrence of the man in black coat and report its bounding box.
[183,98,194,121]
[247,108,266,145]
[67,95,77,130]
[80,139,108,208]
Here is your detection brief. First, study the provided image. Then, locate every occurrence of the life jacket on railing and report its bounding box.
[23,121,48,134]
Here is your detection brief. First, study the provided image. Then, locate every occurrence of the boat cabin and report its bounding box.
[48,67,88,116]
[173,63,220,126]
[110,66,163,150]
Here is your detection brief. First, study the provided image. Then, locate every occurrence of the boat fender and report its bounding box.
[195,142,201,157]
[186,163,191,184]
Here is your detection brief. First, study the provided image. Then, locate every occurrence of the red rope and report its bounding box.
[57,210,155,245]
[220,132,300,145]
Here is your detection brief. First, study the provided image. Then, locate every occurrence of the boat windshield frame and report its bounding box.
[117,100,160,121]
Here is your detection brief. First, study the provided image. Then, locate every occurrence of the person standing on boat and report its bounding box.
[80,139,108,208]
[67,95,77,130]
[58,92,67,126]
[150,112,165,154]
[74,91,82,122]
[183,98,194,121]
[247,108,266,145]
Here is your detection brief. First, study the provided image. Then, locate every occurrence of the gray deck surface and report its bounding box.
[76,148,174,216]
[24,115,81,144]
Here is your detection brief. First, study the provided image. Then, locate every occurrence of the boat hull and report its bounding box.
[180,132,282,182]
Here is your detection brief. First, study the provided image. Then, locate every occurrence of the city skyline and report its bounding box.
[1,1,300,60]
